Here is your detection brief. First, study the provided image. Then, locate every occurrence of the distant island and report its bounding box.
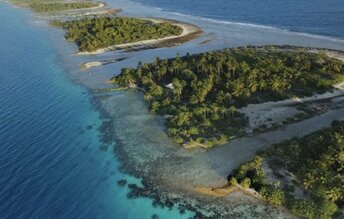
[112,46,344,148]
[227,120,344,219]
[51,16,183,52]
[10,0,103,12]
[9,0,200,55]
[30,2,101,12]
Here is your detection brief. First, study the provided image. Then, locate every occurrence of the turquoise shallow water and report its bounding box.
[0,3,194,219]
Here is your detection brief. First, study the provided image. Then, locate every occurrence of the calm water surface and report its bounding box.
[133,0,344,38]
[0,3,193,219]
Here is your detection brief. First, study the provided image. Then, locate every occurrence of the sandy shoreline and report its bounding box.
[81,57,129,69]
[195,184,260,198]
[77,18,202,55]
[37,8,121,20]
[57,2,107,13]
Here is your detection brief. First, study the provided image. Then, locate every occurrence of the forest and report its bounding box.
[29,2,100,12]
[9,0,61,7]
[8,0,99,12]
[51,16,183,52]
[112,47,344,148]
[228,120,344,218]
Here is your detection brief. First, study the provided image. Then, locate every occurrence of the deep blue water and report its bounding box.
[133,0,344,38]
[0,3,193,219]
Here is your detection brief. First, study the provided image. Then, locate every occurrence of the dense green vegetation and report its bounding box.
[29,2,100,12]
[112,47,344,147]
[9,0,60,7]
[51,16,183,52]
[228,120,344,218]
[9,0,100,12]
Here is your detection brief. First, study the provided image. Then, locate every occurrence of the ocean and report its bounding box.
[0,3,193,219]
[132,0,344,39]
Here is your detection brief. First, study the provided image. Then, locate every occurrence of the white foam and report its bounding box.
[147,6,344,44]
[291,31,344,43]
[152,7,163,11]
[170,11,279,30]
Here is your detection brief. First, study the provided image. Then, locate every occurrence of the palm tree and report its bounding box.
[228,106,236,118]
[144,92,153,103]
[326,187,343,202]
[172,78,183,101]
[218,106,227,119]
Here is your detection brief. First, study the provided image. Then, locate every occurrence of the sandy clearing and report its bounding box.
[206,107,344,178]
[239,82,344,131]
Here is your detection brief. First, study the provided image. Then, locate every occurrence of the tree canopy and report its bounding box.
[9,0,62,8]
[51,16,183,52]
[112,46,344,148]
[228,120,344,218]
[30,2,100,12]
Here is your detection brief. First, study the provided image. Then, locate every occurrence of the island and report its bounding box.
[10,0,103,12]
[51,16,184,53]
[30,2,101,12]
[112,46,344,148]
